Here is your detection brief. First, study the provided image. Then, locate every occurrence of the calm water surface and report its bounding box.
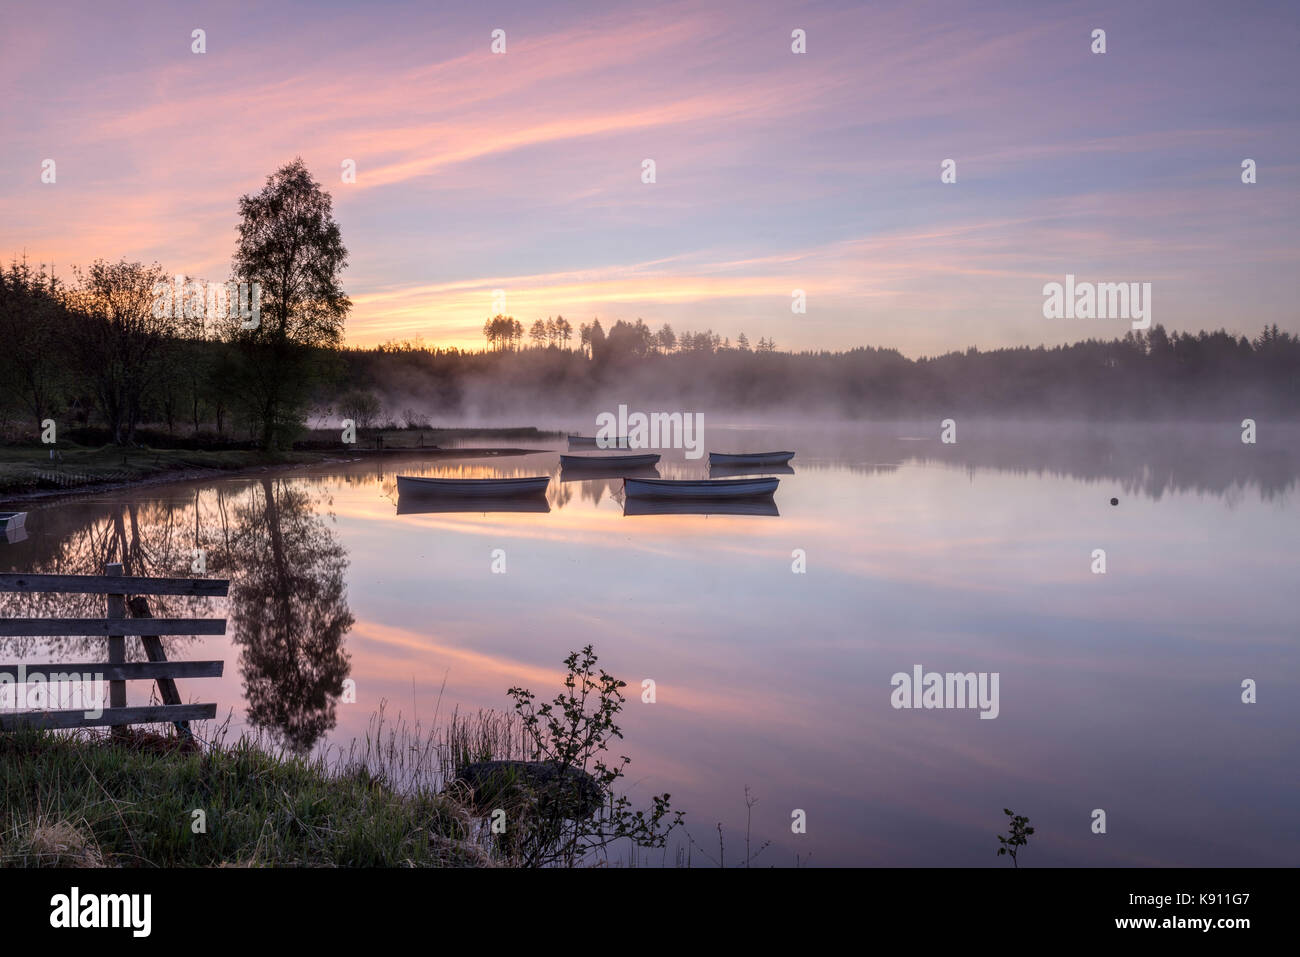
[3,421,1297,866]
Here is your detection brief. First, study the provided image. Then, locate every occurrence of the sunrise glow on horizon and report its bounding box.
[3,0,1297,357]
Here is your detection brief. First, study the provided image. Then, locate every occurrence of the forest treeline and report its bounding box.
[340,321,1300,422]
[0,158,350,448]
[4,261,1298,441]
[3,146,1297,440]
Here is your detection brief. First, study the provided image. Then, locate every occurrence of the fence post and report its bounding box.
[105,561,127,738]
[128,596,194,742]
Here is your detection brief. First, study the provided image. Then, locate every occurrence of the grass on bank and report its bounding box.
[0,426,564,495]
[0,443,325,496]
[0,650,684,869]
[0,726,489,867]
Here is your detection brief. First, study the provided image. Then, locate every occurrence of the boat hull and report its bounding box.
[707,451,795,466]
[396,476,550,497]
[0,511,26,530]
[623,477,779,500]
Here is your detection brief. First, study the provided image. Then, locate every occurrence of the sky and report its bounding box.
[2,0,1297,356]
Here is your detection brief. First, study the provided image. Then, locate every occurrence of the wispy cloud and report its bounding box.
[2,0,1297,353]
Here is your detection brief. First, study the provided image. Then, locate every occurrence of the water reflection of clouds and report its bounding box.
[3,424,1297,865]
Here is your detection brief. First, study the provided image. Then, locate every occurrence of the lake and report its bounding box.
[2,420,1297,866]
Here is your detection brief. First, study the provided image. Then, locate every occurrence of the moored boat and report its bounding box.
[1,511,28,545]
[559,453,660,469]
[707,451,795,466]
[396,476,549,497]
[623,477,779,500]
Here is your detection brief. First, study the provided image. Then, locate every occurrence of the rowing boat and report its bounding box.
[396,476,550,497]
[559,453,660,469]
[1,511,27,544]
[707,451,795,466]
[623,477,779,499]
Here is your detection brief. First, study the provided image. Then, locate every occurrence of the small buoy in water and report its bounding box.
[1109,497,1119,506]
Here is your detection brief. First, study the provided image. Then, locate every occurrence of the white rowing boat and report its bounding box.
[396,476,550,497]
[707,451,795,466]
[623,477,779,500]
[1,511,28,544]
[559,453,660,468]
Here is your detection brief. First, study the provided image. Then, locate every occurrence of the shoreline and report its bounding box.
[0,446,551,508]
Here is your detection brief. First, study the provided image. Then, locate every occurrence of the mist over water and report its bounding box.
[3,420,1296,865]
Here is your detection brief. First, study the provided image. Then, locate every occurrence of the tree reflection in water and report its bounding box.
[218,478,353,752]
[0,477,354,753]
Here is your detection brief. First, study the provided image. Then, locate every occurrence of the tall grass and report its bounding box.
[319,701,534,797]
[0,723,492,867]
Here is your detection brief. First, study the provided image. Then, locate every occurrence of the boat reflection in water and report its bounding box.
[560,464,660,483]
[396,495,551,514]
[707,451,795,466]
[707,463,796,477]
[622,498,780,517]
[559,453,660,469]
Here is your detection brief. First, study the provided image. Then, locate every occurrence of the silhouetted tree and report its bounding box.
[68,258,176,444]
[228,158,351,449]
[0,258,69,430]
[655,323,677,354]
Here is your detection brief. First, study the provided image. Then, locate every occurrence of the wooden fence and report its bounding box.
[0,563,227,735]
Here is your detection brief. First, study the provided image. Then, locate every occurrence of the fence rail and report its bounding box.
[0,704,217,732]
[0,618,227,637]
[0,661,224,681]
[0,564,227,737]
[0,573,229,597]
